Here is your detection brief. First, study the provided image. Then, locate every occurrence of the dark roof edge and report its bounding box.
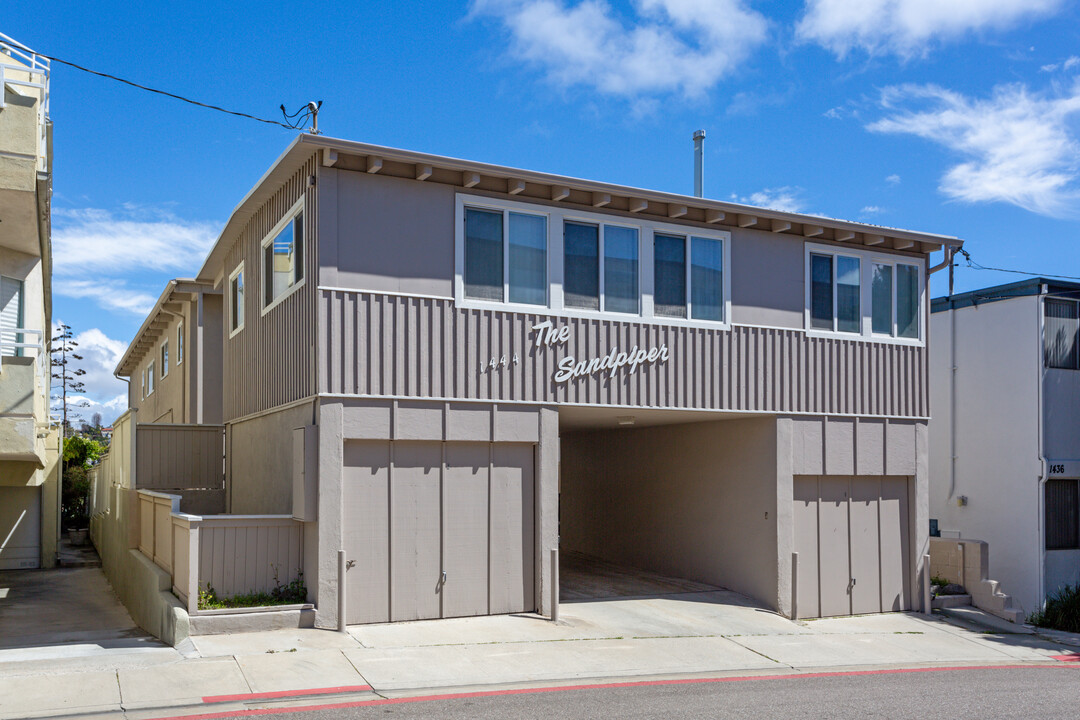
[931,277,1080,312]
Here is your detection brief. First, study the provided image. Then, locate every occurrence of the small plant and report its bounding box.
[1028,583,1080,633]
[931,575,950,588]
[197,569,307,610]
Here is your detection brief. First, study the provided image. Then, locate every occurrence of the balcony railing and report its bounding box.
[0,32,50,174]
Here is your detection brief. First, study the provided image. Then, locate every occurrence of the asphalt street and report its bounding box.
[258,667,1080,720]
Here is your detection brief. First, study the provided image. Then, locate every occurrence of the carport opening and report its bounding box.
[556,407,780,609]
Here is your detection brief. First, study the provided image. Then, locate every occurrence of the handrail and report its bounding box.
[0,33,50,172]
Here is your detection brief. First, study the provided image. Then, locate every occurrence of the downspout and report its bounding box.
[928,247,958,500]
[1036,285,1048,609]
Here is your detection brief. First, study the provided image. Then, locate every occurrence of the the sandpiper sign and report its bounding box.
[531,320,671,384]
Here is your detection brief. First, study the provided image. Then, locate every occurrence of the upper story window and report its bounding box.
[229,263,245,337]
[141,368,146,399]
[262,199,305,311]
[456,195,730,327]
[147,361,155,396]
[464,207,547,305]
[160,340,169,378]
[1045,298,1079,369]
[177,322,184,365]
[806,243,923,343]
[0,275,24,358]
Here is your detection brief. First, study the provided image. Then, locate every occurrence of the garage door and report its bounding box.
[0,486,41,570]
[342,440,535,624]
[792,476,910,618]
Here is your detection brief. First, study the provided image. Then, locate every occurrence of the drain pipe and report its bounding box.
[929,247,959,500]
[693,129,705,198]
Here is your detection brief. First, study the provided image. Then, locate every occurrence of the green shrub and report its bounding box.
[197,569,307,610]
[1028,584,1080,633]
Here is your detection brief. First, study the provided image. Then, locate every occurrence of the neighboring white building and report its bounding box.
[930,278,1080,616]
[0,33,60,570]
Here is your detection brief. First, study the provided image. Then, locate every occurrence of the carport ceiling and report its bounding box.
[558,406,750,432]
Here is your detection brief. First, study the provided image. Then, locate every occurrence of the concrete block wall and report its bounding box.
[929,537,1023,623]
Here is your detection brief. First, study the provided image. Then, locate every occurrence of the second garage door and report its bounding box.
[793,475,911,618]
[343,440,535,625]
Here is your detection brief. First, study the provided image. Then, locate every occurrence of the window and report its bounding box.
[0,275,24,358]
[1045,298,1079,370]
[229,264,245,336]
[604,225,639,314]
[464,206,548,305]
[456,195,729,326]
[806,244,922,342]
[1046,479,1079,550]
[565,222,599,310]
[810,253,860,333]
[147,361,155,396]
[654,234,686,318]
[262,205,304,309]
[160,340,169,378]
[177,322,184,365]
[141,368,146,399]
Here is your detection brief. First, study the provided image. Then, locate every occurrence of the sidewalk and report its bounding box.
[2,593,1079,720]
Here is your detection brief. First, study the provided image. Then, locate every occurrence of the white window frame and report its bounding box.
[229,262,245,338]
[147,361,155,396]
[261,197,306,316]
[160,339,169,378]
[454,194,731,330]
[804,242,924,345]
[177,321,184,365]
[141,368,146,399]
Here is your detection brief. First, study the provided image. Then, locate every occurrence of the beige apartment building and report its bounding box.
[116,134,961,630]
[0,33,60,570]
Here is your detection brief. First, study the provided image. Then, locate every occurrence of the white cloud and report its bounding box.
[885,173,902,184]
[867,81,1080,218]
[861,205,883,214]
[50,324,130,427]
[796,0,1065,58]
[1067,56,1080,71]
[472,0,769,97]
[52,206,217,277]
[731,187,806,213]
[53,279,157,317]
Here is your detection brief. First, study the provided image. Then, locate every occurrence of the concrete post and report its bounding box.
[922,554,932,615]
[550,548,559,623]
[791,551,799,620]
[337,550,347,633]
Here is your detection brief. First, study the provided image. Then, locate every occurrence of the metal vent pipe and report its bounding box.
[693,129,706,197]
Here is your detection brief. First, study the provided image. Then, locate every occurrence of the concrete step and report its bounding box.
[932,593,971,609]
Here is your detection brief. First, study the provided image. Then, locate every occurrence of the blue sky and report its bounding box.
[5,0,1080,423]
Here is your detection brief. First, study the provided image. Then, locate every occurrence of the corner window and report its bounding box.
[160,340,169,378]
[1045,298,1079,370]
[262,203,304,309]
[806,244,922,342]
[177,322,184,365]
[147,361,155,396]
[464,206,548,305]
[229,264,245,336]
[1046,479,1079,550]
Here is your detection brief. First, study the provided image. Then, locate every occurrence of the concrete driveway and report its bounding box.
[0,567,177,669]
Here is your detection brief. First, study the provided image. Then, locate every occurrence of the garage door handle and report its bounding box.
[851,577,856,587]
[442,571,447,584]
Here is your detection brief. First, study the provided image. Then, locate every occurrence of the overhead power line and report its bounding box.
[5,37,318,131]
[957,248,1080,283]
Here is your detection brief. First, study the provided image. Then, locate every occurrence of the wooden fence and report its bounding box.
[136,490,303,613]
[136,424,224,490]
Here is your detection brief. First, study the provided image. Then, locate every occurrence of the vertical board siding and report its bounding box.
[135,424,224,489]
[196,518,303,599]
[223,156,318,421]
[320,290,928,418]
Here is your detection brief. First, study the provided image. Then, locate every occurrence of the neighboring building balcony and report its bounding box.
[0,327,48,466]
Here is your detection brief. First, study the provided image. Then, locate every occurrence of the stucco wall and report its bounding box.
[128,303,189,423]
[929,297,1043,613]
[560,416,780,609]
[227,401,316,514]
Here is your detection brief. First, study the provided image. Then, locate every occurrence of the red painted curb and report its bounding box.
[149,664,1080,720]
[1051,654,1080,662]
[202,686,373,704]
